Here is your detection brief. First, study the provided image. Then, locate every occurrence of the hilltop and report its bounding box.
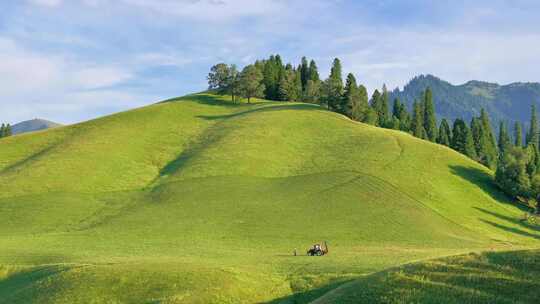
[11,118,62,135]
[391,75,540,127]
[0,93,539,303]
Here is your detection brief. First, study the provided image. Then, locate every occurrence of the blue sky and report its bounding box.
[1,0,540,124]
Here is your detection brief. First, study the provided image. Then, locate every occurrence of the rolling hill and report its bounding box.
[0,93,539,303]
[391,75,540,128]
[11,118,62,135]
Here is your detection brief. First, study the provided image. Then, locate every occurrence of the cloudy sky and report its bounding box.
[1,0,540,124]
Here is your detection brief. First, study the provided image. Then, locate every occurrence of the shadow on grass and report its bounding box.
[0,265,73,301]
[197,103,322,121]
[448,165,521,208]
[474,207,540,232]
[264,279,354,304]
[479,219,540,241]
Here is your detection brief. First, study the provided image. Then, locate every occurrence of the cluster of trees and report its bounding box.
[495,105,540,212]
[207,55,540,211]
[0,123,12,138]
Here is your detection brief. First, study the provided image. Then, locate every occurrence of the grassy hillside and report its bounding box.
[314,249,540,304]
[1,93,539,303]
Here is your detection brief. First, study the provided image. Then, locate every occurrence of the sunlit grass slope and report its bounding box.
[1,93,539,303]
[314,249,540,304]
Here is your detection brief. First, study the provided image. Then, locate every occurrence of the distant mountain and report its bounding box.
[391,75,540,128]
[11,118,62,135]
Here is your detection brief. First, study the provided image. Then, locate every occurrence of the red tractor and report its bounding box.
[307,241,329,256]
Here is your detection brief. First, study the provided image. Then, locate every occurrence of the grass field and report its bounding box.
[0,93,539,303]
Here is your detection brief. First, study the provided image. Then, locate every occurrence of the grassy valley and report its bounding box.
[1,93,539,303]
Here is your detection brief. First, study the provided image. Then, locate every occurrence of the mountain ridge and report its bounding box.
[11,118,62,135]
[391,74,540,128]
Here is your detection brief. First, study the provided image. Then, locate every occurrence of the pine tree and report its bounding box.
[0,123,5,138]
[451,119,477,159]
[322,58,343,111]
[423,87,438,142]
[527,104,539,148]
[299,56,309,91]
[437,119,451,146]
[411,101,426,139]
[370,90,382,126]
[515,121,523,147]
[262,55,284,100]
[392,98,401,119]
[308,60,320,82]
[477,109,498,169]
[379,85,390,127]
[397,102,410,131]
[343,73,370,121]
[342,73,358,118]
[278,67,300,101]
[498,121,512,155]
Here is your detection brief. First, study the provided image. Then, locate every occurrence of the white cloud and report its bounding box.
[28,0,62,7]
[118,0,283,21]
[0,37,144,124]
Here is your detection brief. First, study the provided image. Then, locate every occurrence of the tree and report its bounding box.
[4,124,11,137]
[304,80,321,104]
[451,119,477,159]
[308,60,320,82]
[395,100,410,131]
[322,58,343,111]
[527,104,539,148]
[278,66,302,101]
[299,56,310,91]
[342,73,358,118]
[423,87,437,142]
[0,123,5,138]
[480,109,498,152]
[378,85,390,127]
[262,55,285,100]
[411,101,426,139]
[515,121,523,147]
[207,63,230,91]
[370,90,382,126]
[342,73,370,121]
[239,65,265,103]
[437,119,451,146]
[207,63,241,102]
[498,121,512,155]
[495,147,532,198]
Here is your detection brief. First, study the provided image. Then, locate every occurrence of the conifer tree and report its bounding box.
[342,73,358,118]
[308,60,320,82]
[452,119,477,159]
[5,124,11,137]
[392,98,402,119]
[411,101,426,139]
[279,67,300,101]
[397,102,411,131]
[370,90,382,126]
[498,121,512,155]
[437,119,451,146]
[322,58,343,111]
[423,87,438,142]
[379,85,390,127]
[0,123,5,138]
[515,121,523,147]
[304,80,321,104]
[527,104,539,148]
[299,56,309,91]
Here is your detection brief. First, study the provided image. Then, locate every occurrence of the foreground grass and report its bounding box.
[314,249,540,304]
[0,93,539,303]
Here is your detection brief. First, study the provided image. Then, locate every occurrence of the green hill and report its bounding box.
[1,93,539,303]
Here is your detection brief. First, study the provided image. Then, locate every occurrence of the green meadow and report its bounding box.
[0,93,539,303]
